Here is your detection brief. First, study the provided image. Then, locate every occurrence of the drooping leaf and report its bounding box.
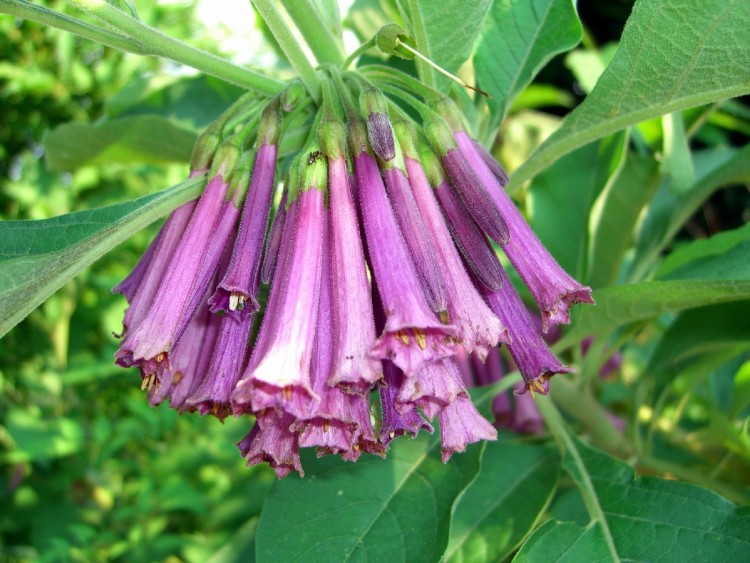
[528,132,627,280]
[514,434,750,562]
[645,301,750,381]
[44,115,197,171]
[556,278,750,350]
[509,0,750,190]
[445,442,560,563]
[0,176,203,339]
[474,0,582,131]
[657,223,750,279]
[255,432,482,562]
[404,0,493,91]
[631,144,750,280]
[587,154,661,288]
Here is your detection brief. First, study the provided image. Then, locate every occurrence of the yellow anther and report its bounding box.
[229,292,240,311]
[389,431,395,439]
[412,328,427,350]
[140,375,150,391]
[282,386,292,400]
[156,353,165,363]
[394,330,409,345]
[323,420,330,433]
[172,371,184,385]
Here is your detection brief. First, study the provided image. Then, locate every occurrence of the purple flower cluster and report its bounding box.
[114,85,593,477]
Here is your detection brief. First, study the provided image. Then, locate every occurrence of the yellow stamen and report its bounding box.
[140,375,151,391]
[394,330,409,345]
[229,292,240,311]
[172,371,184,385]
[282,386,292,400]
[412,328,426,350]
[323,420,330,433]
[389,430,395,439]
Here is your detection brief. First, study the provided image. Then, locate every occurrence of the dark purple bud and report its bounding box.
[367,113,396,161]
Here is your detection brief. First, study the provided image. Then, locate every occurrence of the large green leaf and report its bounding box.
[556,278,750,350]
[631,144,750,280]
[44,115,197,171]
[514,434,750,562]
[403,0,493,91]
[445,442,560,563]
[509,0,750,190]
[587,154,661,288]
[255,432,482,562]
[529,132,627,280]
[645,301,750,380]
[0,177,203,339]
[474,0,582,132]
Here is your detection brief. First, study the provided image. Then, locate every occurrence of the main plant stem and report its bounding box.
[251,0,321,103]
[69,0,282,96]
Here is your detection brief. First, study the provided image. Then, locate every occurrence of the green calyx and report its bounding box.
[418,142,447,188]
[281,81,306,113]
[375,23,416,60]
[423,116,457,157]
[431,96,465,132]
[259,98,282,145]
[318,114,348,161]
[190,131,222,173]
[393,119,419,161]
[208,140,242,180]
[360,86,389,117]
[300,145,328,194]
[226,150,257,206]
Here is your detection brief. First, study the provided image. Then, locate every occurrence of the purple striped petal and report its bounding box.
[238,417,303,478]
[455,131,594,331]
[210,144,277,317]
[406,156,507,359]
[438,394,497,462]
[354,151,456,375]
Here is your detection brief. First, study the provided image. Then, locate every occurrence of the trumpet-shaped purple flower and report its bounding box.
[238,417,303,479]
[354,150,456,375]
[382,164,447,312]
[260,188,288,285]
[482,259,572,395]
[379,360,433,449]
[397,358,468,421]
[233,181,325,419]
[404,152,507,359]
[454,131,594,331]
[327,156,380,392]
[117,172,233,381]
[114,199,196,337]
[438,394,497,462]
[210,144,277,317]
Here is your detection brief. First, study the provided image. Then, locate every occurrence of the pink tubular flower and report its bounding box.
[482,259,572,396]
[327,154,380,393]
[238,417,303,479]
[379,360,433,449]
[438,394,497,462]
[232,165,326,420]
[454,130,594,332]
[381,164,447,312]
[402,142,507,359]
[116,166,237,383]
[353,148,456,375]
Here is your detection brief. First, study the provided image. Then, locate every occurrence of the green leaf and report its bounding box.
[529,132,627,280]
[587,154,661,288]
[509,0,750,190]
[474,0,582,131]
[3,410,84,463]
[255,431,482,562]
[44,115,197,171]
[660,240,750,282]
[657,223,750,279]
[646,302,750,376]
[404,0,493,91]
[661,112,695,194]
[514,434,750,562]
[631,144,750,280]
[556,279,750,350]
[445,442,560,563]
[0,177,203,339]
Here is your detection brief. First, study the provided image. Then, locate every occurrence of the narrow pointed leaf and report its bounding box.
[0,177,203,339]
[445,442,560,562]
[514,435,750,562]
[509,0,750,190]
[474,0,582,130]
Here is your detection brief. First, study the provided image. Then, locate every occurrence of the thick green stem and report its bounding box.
[284,0,344,65]
[0,0,147,54]
[252,0,321,103]
[342,38,376,70]
[405,0,436,90]
[70,0,282,96]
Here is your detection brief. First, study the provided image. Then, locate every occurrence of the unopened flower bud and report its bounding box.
[259,98,282,145]
[375,23,416,60]
[209,140,242,180]
[361,88,395,161]
[190,131,222,173]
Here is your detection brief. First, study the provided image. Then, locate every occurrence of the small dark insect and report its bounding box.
[307,150,322,165]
